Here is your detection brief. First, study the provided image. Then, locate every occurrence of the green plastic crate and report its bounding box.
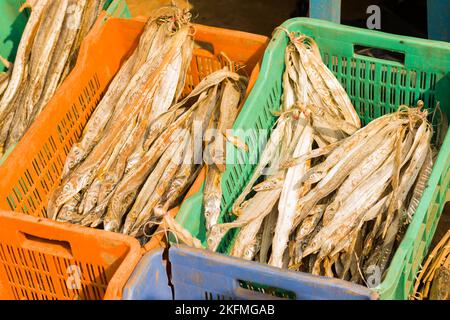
[175,18,450,300]
[103,0,131,19]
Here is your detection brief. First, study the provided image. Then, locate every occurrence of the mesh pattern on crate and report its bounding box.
[323,53,439,125]
[184,51,244,96]
[0,243,109,300]
[5,74,102,217]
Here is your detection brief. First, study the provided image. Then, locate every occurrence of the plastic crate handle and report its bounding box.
[193,25,233,56]
[353,44,405,65]
[227,264,371,300]
[18,231,73,259]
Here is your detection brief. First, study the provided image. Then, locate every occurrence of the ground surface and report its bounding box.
[126,0,449,249]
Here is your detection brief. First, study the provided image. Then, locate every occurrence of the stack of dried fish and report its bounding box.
[207,104,432,286]
[288,106,433,283]
[48,7,248,241]
[205,30,361,261]
[116,69,246,238]
[48,7,195,233]
[0,0,108,158]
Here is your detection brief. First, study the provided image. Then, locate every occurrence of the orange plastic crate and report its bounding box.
[0,13,268,299]
[0,211,141,300]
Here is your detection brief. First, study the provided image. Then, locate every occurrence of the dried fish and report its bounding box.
[49,9,195,221]
[412,230,450,300]
[270,119,313,267]
[49,8,248,244]
[291,107,433,285]
[204,80,242,236]
[123,132,189,236]
[34,0,86,116]
[259,205,278,264]
[0,0,50,123]
[0,56,12,99]
[0,0,108,158]
[162,210,204,249]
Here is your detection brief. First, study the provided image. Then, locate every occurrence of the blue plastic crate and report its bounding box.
[123,248,172,300]
[123,245,378,300]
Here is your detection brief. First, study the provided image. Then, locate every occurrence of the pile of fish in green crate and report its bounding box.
[173,18,450,300]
